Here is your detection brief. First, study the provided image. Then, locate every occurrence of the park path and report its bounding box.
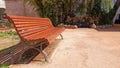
[10,28,120,68]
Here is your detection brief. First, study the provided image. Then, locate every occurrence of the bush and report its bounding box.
[98,11,112,25]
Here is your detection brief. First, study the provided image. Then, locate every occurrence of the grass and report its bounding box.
[0,46,7,51]
[0,31,20,51]
[0,31,18,38]
[0,64,9,68]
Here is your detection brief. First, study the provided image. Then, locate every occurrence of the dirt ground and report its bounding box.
[10,28,120,68]
[0,29,20,51]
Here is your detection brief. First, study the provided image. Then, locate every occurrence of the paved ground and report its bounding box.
[10,28,120,68]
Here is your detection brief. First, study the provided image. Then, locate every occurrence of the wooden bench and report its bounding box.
[2,14,65,64]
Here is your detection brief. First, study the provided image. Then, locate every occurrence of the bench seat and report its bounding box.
[23,26,64,42]
[5,15,65,43]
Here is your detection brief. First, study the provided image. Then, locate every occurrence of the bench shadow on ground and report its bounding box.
[0,37,62,66]
[30,38,61,63]
[95,26,120,32]
[15,38,62,65]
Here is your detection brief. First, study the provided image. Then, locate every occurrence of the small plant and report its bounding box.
[0,31,18,38]
[0,64,9,68]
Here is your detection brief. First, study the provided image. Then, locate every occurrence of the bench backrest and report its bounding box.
[4,15,55,41]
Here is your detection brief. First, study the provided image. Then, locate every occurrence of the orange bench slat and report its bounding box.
[3,15,65,45]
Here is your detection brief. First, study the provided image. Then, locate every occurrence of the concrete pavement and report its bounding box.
[10,28,120,68]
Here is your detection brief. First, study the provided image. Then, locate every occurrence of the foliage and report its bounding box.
[24,0,116,25]
[109,2,119,20]
[98,11,112,25]
[101,0,114,13]
[86,0,115,25]
[24,0,82,26]
[90,0,101,17]
[0,31,17,38]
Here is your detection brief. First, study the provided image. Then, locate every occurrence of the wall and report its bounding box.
[5,0,38,17]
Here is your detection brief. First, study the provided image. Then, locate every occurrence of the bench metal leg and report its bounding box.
[60,34,63,39]
[31,45,49,63]
[18,41,49,63]
[41,50,49,62]
[40,45,49,63]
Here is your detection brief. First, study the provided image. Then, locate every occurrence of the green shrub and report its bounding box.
[0,31,17,38]
[0,64,9,68]
[98,11,112,25]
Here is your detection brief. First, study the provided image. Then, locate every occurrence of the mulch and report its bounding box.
[96,26,120,32]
